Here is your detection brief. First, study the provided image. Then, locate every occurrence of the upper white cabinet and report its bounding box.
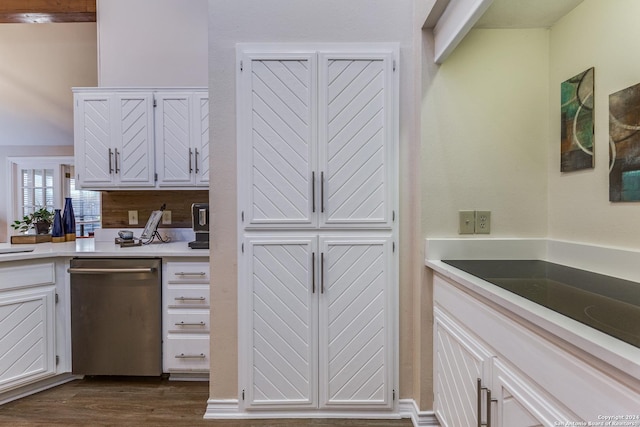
[155,92,209,187]
[238,50,396,229]
[73,88,208,190]
[74,91,155,188]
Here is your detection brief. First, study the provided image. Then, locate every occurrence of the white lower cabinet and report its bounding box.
[163,260,210,378]
[434,273,640,427]
[241,236,395,411]
[0,262,57,393]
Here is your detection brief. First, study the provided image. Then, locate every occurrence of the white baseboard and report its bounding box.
[0,373,80,406]
[205,398,440,426]
[399,399,440,426]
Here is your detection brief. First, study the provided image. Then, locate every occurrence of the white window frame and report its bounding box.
[6,156,73,236]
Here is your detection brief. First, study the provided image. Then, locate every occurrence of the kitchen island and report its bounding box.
[0,237,210,405]
[425,238,640,426]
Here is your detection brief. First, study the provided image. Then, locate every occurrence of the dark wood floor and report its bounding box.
[0,377,414,426]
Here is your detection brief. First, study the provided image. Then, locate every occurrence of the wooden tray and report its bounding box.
[10,234,52,244]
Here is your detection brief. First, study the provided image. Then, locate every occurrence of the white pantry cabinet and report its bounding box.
[155,92,209,187]
[73,88,208,189]
[237,45,399,416]
[434,273,640,427]
[241,236,394,410]
[0,261,57,393]
[162,259,210,378]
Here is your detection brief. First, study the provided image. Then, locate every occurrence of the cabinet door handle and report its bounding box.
[174,296,206,301]
[114,148,120,173]
[189,148,193,173]
[477,378,482,427]
[108,148,114,173]
[312,252,316,294]
[175,272,206,276]
[486,388,492,427]
[320,252,325,294]
[175,353,206,359]
[312,171,316,213]
[320,171,325,213]
[174,321,206,326]
[195,148,200,174]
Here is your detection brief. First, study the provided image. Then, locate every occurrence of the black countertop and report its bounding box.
[442,260,640,348]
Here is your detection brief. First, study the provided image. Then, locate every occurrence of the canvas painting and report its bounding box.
[560,67,595,172]
[609,82,640,202]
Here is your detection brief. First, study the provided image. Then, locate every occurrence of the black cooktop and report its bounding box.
[442,260,640,348]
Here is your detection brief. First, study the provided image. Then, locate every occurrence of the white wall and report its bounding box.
[421,28,550,238]
[208,0,419,400]
[0,23,97,147]
[548,0,640,249]
[97,0,208,86]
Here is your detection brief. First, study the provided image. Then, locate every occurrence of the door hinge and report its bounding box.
[241,243,244,253]
[56,355,60,366]
[240,60,243,71]
[241,211,244,222]
[393,242,395,253]
[153,99,157,108]
[393,60,396,72]
[392,210,395,222]
[393,389,396,400]
[55,293,59,304]
[154,173,158,182]
[242,389,245,400]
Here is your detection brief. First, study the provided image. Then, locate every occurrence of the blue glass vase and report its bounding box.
[51,209,65,243]
[62,197,76,241]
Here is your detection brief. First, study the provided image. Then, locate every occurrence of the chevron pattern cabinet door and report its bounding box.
[194,93,210,186]
[245,238,317,408]
[156,93,194,186]
[434,308,492,427]
[319,237,393,408]
[115,93,155,186]
[0,288,56,391]
[242,55,316,227]
[318,54,394,227]
[75,94,114,187]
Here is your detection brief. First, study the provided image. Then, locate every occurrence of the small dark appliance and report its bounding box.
[189,203,209,249]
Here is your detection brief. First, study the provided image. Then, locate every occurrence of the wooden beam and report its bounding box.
[0,0,96,23]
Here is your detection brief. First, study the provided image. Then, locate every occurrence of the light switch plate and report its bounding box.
[162,210,172,225]
[128,210,138,225]
[459,211,475,234]
[475,211,491,234]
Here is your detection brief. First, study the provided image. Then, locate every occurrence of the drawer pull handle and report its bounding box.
[175,321,206,326]
[174,296,206,301]
[175,272,206,276]
[175,353,206,359]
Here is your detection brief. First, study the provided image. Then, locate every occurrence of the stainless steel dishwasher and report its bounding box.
[69,258,162,376]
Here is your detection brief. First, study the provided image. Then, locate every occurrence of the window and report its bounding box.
[9,157,101,237]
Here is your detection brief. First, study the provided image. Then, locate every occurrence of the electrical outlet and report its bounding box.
[475,211,491,234]
[459,211,475,234]
[162,210,172,225]
[128,210,138,225]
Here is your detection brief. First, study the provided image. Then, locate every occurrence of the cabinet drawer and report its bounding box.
[167,310,209,333]
[0,261,55,292]
[166,286,210,308]
[166,262,210,284]
[164,336,209,372]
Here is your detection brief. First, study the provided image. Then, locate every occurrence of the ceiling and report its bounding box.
[0,0,95,24]
[474,0,584,28]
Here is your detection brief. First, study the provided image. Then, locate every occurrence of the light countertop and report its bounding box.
[0,239,208,262]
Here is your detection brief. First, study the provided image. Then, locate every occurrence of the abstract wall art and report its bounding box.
[609,82,640,202]
[561,67,595,172]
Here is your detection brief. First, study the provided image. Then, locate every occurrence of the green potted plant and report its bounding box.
[11,207,54,235]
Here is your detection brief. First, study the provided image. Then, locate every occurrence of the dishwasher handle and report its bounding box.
[68,267,157,274]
